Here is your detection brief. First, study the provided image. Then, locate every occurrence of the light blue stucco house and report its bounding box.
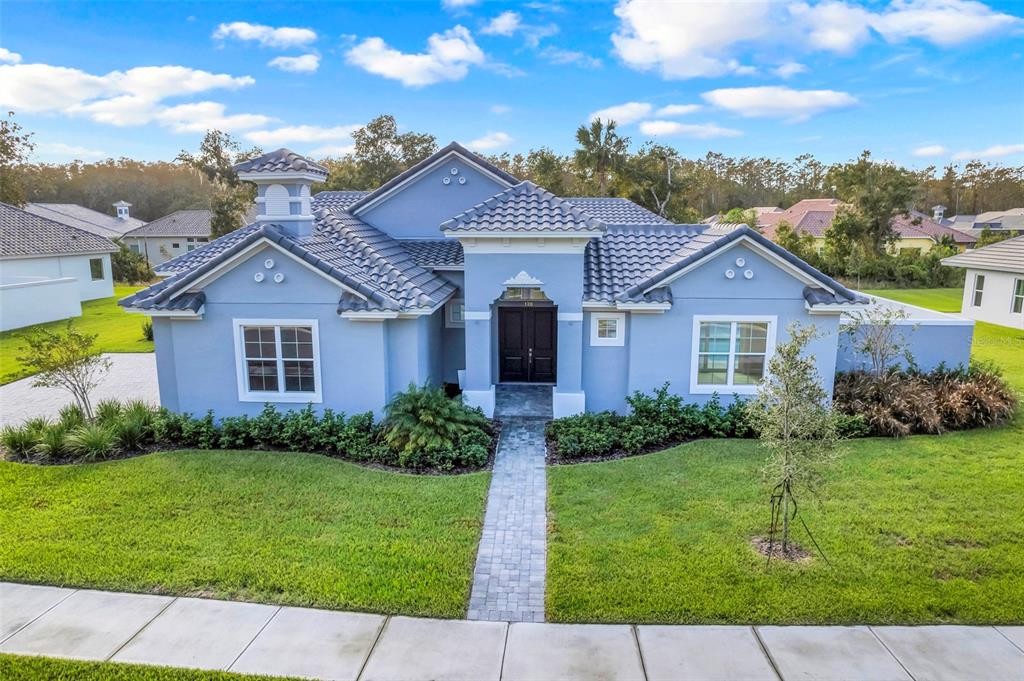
[121,144,973,418]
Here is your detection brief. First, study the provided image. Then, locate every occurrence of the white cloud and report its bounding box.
[613,0,1021,80]
[490,104,511,114]
[587,101,652,125]
[213,22,317,49]
[612,0,769,78]
[466,131,512,151]
[702,86,857,121]
[310,144,356,157]
[0,63,260,131]
[36,141,106,160]
[538,47,601,68]
[442,0,480,9]
[775,61,809,78]
[654,104,701,116]
[345,25,485,87]
[912,144,948,157]
[638,120,743,138]
[245,124,361,147]
[0,47,21,64]
[482,11,522,36]
[268,54,320,73]
[871,0,1020,47]
[953,143,1024,160]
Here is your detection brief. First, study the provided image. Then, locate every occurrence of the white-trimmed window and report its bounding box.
[590,312,625,346]
[690,316,776,394]
[1012,278,1024,315]
[445,299,465,328]
[88,257,104,281]
[972,274,985,307]
[233,319,322,403]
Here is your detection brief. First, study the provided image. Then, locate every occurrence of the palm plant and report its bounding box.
[574,118,629,195]
[383,383,489,456]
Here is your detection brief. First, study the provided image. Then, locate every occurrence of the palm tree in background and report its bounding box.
[574,118,629,196]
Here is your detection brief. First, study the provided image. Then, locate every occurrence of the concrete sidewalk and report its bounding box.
[2,583,1022,680]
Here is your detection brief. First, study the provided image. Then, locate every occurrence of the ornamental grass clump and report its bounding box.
[66,423,119,462]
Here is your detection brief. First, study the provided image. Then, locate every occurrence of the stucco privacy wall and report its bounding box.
[624,243,843,407]
[154,244,401,417]
[0,277,81,331]
[358,156,509,239]
[0,253,113,301]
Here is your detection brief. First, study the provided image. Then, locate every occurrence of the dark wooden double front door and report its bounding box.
[498,306,557,383]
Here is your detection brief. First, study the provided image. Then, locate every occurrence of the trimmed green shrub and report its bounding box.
[66,424,118,462]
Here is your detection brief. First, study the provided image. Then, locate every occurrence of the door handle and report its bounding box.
[528,348,533,364]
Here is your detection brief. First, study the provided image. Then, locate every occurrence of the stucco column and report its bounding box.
[553,311,586,417]
[462,309,495,417]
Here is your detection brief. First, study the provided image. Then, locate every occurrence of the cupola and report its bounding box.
[113,200,132,220]
[233,148,329,238]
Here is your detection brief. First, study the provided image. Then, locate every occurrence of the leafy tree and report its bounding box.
[17,323,112,420]
[177,130,261,237]
[975,227,1018,248]
[721,207,758,229]
[110,242,154,283]
[748,323,842,558]
[616,143,699,220]
[0,112,35,206]
[827,151,916,255]
[775,221,816,261]
[574,118,629,195]
[526,148,572,196]
[352,115,437,188]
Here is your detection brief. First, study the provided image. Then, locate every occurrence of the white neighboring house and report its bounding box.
[121,209,214,267]
[942,235,1024,329]
[0,202,117,331]
[23,200,145,239]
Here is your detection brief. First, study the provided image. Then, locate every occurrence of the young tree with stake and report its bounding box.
[17,323,111,420]
[748,322,843,560]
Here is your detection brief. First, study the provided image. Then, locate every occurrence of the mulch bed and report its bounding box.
[751,536,813,563]
[545,434,701,466]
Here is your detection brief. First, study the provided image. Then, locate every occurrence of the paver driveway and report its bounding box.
[0,353,158,427]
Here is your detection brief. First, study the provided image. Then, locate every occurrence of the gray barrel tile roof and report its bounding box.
[124,209,213,238]
[441,181,605,233]
[233,148,328,178]
[313,191,371,212]
[565,198,671,225]
[399,240,464,268]
[1,201,117,258]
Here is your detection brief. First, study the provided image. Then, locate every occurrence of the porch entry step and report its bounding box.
[494,384,553,419]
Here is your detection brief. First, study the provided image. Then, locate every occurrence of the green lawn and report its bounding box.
[0,655,293,680]
[547,296,1024,624]
[0,285,152,385]
[0,451,489,618]
[864,287,963,314]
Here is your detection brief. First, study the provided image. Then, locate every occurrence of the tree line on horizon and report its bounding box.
[2,112,1022,231]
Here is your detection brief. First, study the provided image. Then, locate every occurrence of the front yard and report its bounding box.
[547,291,1024,624]
[0,285,152,385]
[0,451,488,618]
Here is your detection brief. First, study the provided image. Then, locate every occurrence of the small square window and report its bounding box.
[445,299,465,328]
[590,313,625,346]
[89,258,104,281]
[171,242,181,249]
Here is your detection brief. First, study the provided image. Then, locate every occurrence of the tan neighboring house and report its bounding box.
[758,199,977,253]
[122,209,213,267]
[943,235,1024,329]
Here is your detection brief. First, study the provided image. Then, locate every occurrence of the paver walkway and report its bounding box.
[0,353,158,427]
[467,385,551,623]
[2,583,1022,680]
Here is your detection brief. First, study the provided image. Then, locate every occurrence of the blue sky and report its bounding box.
[1,0,1022,168]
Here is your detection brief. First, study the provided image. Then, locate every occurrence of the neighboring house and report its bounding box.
[126,207,260,267]
[121,145,972,419]
[123,209,214,267]
[947,209,1024,239]
[758,199,976,252]
[942,235,1024,329]
[23,200,144,239]
[0,202,116,331]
